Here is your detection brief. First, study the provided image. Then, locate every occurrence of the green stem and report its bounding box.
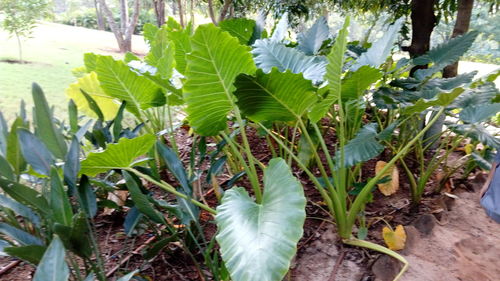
[343,238,408,281]
[346,107,446,231]
[126,168,217,214]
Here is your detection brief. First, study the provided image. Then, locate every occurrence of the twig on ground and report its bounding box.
[0,260,21,276]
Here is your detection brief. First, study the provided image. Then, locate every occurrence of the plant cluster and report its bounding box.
[0,13,499,281]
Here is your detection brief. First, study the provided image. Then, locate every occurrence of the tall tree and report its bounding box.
[97,0,141,53]
[94,0,106,30]
[153,0,166,27]
[0,0,49,62]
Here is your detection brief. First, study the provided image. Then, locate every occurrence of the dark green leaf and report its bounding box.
[219,18,256,45]
[123,171,165,224]
[77,175,97,218]
[50,168,73,226]
[0,154,14,181]
[0,178,50,216]
[4,245,46,264]
[0,194,41,226]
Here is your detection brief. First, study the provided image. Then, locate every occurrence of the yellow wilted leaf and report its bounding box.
[66,72,119,120]
[464,143,474,155]
[375,161,399,196]
[382,225,406,250]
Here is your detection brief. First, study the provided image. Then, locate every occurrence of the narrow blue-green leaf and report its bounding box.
[33,236,69,281]
[17,129,53,176]
[0,194,41,226]
[50,168,73,226]
[0,178,50,215]
[216,158,306,281]
[64,137,80,191]
[0,112,7,156]
[77,175,97,218]
[32,83,67,159]
[124,207,143,236]
[4,245,46,264]
[123,171,165,224]
[0,223,43,246]
[116,270,139,281]
[0,154,14,181]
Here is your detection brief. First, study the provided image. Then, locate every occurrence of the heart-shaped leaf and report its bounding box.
[216,158,306,281]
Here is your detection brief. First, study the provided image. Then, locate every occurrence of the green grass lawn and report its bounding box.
[0,22,147,122]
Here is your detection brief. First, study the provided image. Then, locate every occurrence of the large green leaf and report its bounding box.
[183,24,256,136]
[459,103,500,123]
[402,88,465,115]
[80,134,156,176]
[234,68,317,122]
[216,158,306,281]
[252,39,326,83]
[17,129,54,176]
[65,72,119,121]
[334,123,384,167]
[95,56,165,117]
[341,66,382,100]
[166,27,191,74]
[308,17,350,123]
[350,18,404,71]
[33,236,69,281]
[220,18,256,45]
[32,83,67,159]
[297,16,329,55]
[448,123,500,149]
[145,26,176,79]
[413,31,479,79]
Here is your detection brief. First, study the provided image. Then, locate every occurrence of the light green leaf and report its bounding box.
[309,17,349,123]
[167,28,191,74]
[80,134,156,176]
[145,26,176,79]
[216,158,306,281]
[33,236,69,281]
[143,23,159,43]
[351,18,404,71]
[341,66,382,100]
[252,39,327,83]
[95,56,165,117]
[65,72,119,121]
[6,118,25,176]
[32,83,67,159]
[297,16,329,55]
[183,24,256,136]
[219,18,256,45]
[234,68,317,122]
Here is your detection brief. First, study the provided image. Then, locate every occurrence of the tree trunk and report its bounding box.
[120,0,129,33]
[177,0,185,27]
[425,0,474,148]
[94,0,106,30]
[153,0,165,27]
[443,0,474,78]
[207,0,217,25]
[97,0,139,53]
[408,0,437,76]
[218,0,233,22]
[190,0,195,25]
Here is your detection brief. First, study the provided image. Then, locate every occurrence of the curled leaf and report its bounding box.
[375,161,399,196]
[382,225,406,251]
